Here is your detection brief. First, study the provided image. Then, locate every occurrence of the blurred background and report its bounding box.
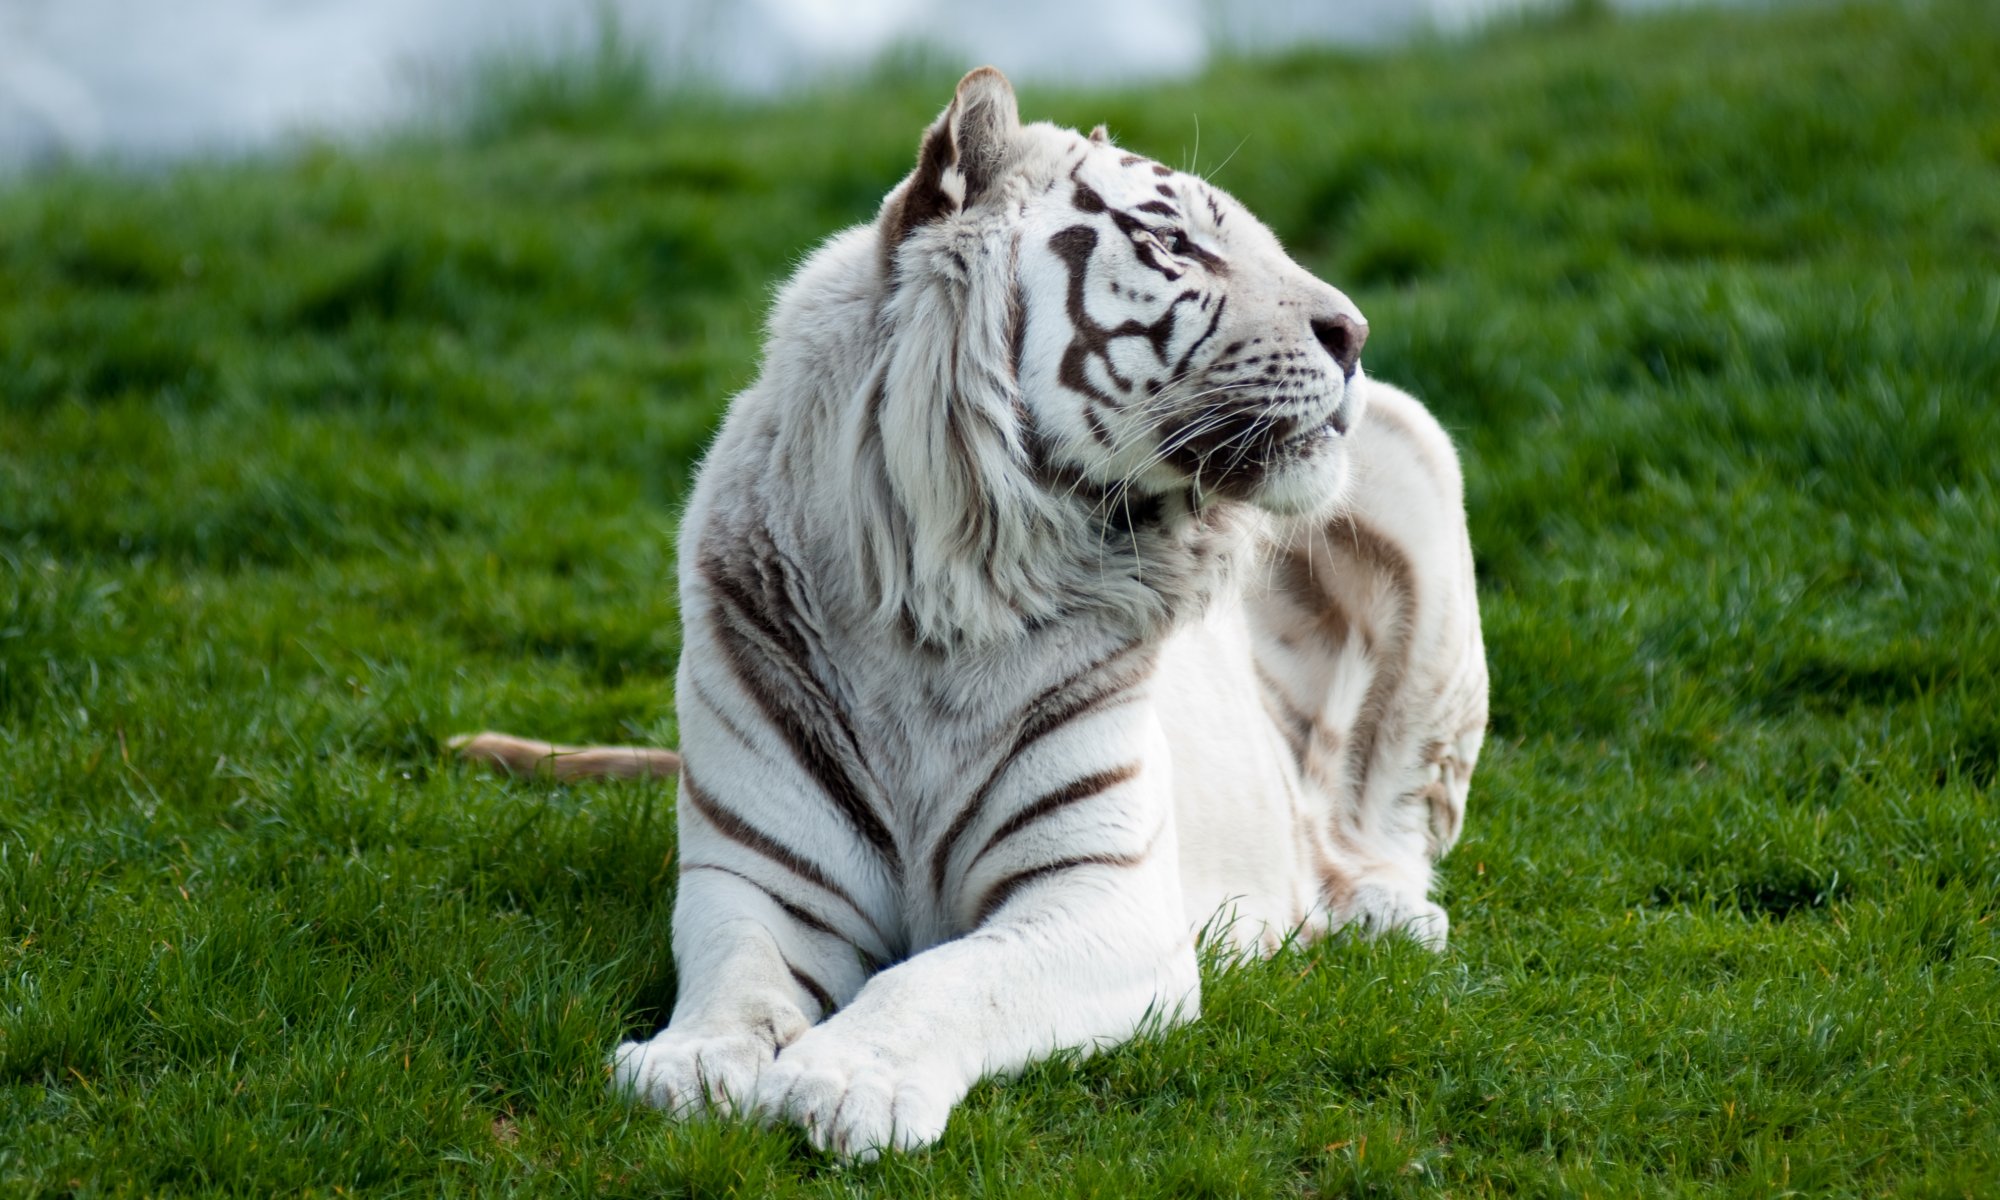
[4,0,1997,1192]
[1,0,1704,171]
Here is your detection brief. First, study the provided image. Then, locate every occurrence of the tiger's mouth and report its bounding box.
[1280,390,1355,450]
[1157,396,1348,501]
[1210,382,1359,515]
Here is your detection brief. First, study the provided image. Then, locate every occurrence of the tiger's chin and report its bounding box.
[1244,439,1353,518]
[1241,389,1365,517]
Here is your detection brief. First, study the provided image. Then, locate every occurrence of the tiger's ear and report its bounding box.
[1088,124,1110,145]
[882,66,1021,252]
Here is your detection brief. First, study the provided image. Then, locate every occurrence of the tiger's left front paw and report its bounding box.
[1349,883,1450,950]
[753,1026,959,1160]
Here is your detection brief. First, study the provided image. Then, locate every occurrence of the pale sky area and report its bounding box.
[0,0,1698,170]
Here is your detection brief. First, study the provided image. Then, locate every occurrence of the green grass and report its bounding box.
[4,0,1998,1194]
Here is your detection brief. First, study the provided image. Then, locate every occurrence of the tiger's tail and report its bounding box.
[448,731,681,781]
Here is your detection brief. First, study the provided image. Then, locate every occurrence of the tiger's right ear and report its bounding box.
[881,67,1022,253]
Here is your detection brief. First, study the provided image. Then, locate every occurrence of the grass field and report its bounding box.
[4,0,1998,1194]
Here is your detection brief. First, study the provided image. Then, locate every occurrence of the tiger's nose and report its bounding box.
[1311,313,1368,378]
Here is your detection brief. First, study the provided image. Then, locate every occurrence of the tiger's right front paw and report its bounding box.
[611,1029,773,1118]
[753,1025,958,1161]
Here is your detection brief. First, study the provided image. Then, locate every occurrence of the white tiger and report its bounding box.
[455,66,1487,1159]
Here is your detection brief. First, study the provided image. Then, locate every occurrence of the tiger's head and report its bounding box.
[881,67,1368,519]
[856,67,1369,641]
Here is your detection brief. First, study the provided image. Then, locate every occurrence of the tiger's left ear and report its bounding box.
[882,66,1022,252]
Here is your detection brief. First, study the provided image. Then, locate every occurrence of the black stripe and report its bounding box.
[1171,294,1226,378]
[700,542,904,878]
[928,643,1154,896]
[1008,275,1027,384]
[1014,651,1153,761]
[1081,399,1116,444]
[972,847,1152,926]
[679,768,872,924]
[787,963,836,1017]
[1084,184,1193,282]
[689,677,762,757]
[1049,218,1213,419]
[711,619,900,875]
[1050,226,1126,409]
[967,762,1140,871]
[678,862,881,972]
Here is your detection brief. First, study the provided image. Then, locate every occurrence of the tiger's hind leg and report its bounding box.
[1247,380,1488,948]
[450,731,682,781]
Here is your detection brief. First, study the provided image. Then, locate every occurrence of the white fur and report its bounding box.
[605,69,1488,1159]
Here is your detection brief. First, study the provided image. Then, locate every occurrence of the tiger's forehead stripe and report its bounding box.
[1072,150,1231,238]
[1064,166,1213,278]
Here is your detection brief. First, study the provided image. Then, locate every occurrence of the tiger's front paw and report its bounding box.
[754,1026,960,1160]
[1349,882,1450,950]
[611,1029,772,1118]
